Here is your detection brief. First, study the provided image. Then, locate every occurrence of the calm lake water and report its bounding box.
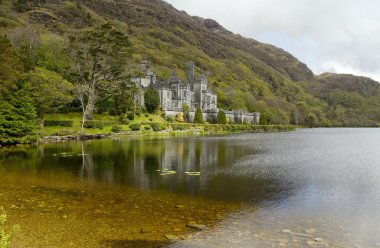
[1,128,380,247]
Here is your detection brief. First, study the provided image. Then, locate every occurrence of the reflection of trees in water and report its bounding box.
[79,142,95,187]
[0,145,41,171]
[0,139,291,203]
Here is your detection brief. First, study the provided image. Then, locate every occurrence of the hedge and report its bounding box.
[44,120,73,127]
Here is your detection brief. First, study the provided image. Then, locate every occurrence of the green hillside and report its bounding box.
[1,0,380,130]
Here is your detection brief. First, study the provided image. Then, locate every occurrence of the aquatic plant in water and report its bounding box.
[0,207,19,248]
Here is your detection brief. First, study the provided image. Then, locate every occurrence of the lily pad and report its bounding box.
[185,171,201,176]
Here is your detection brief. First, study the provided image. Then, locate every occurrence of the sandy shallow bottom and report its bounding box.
[0,169,241,248]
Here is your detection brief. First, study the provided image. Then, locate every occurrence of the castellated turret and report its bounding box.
[188,62,195,89]
[141,60,151,75]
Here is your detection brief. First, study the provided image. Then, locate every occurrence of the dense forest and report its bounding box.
[1,0,380,144]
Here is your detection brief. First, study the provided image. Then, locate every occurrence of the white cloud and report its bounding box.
[165,0,380,82]
[320,61,380,82]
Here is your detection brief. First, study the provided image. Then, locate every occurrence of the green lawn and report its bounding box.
[43,112,166,136]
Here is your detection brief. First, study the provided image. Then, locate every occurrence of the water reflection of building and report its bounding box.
[79,139,250,197]
[123,138,243,195]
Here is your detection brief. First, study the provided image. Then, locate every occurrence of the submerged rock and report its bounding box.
[305,228,317,235]
[186,223,209,230]
[164,234,179,240]
[307,238,329,248]
[293,232,313,239]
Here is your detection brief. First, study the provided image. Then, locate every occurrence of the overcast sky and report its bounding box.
[165,0,380,82]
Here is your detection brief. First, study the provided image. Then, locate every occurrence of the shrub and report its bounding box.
[127,112,135,120]
[83,120,117,129]
[96,108,104,114]
[0,207,19,248]
[193,107,204,123]
[144,125,151,130]
[129,123,141,131]
[83,120,104,129]
[165,116,174,123]
[119,115,130,125]
[182,103,190,122]
[216,110,227,124]
[145,113,149,117]
[176,112,184,122]
[206,116,215,124]
[170,124,191,130]
[150,123,166,131]
[108,109,117,116]
[149,118,153,121]
[44,120,73,127]
[135,106,142,116]
[111,125,122,133]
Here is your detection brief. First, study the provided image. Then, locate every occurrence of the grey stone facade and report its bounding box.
[132,61,260,124]
[156,62,218,111]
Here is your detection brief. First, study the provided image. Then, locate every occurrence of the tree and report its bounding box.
[193,107,204,123]
[182,102,190,122]
[259,112,268,125]
[28,67,74,129]
[307,112,319,127]
[34,33,71,74]
[216,110,227,124]
[69,23,132,132]
[144,85,160,113]
[0,83,38,144]
[9,25,41,69]
[0,35,38,144]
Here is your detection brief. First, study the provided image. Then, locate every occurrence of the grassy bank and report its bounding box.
[42,112,295,140]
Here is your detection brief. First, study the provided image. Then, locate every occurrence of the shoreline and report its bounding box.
[39,125,296,144]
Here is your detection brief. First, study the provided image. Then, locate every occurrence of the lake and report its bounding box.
[1,128,380,247]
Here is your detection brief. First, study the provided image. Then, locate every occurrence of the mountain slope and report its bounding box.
[1,0,379,126]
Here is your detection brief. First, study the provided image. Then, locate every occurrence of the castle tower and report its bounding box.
[141,60,151,75]
[188,62,195,89]
[170,68,175,82]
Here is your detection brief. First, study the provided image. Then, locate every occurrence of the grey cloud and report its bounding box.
[165,0,380,81]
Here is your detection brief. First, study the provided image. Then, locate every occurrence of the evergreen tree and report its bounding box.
[0,36,38,144]
[216,110,227,124]
[144,85,160,113]
[193,107,204,123]
[0,84,38,144]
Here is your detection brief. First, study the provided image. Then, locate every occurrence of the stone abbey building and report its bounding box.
[132,61,260,124]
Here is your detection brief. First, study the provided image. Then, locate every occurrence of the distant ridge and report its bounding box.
[1,0,379,126]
